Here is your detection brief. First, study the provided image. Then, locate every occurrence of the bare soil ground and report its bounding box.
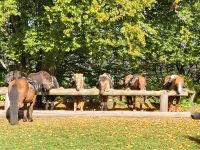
[0,96,159,111]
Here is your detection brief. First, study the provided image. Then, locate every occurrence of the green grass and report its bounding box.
[0,117,200,150]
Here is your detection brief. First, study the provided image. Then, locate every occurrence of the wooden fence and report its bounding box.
[0,87,194,112]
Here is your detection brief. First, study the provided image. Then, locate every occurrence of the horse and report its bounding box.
[71,73,85,111]
[44,76,59,110]
[8,78,39,125]
[124,73,147,111]
[5,70,24,111]
[163,75,184,112]
[96,73,114,111]
[27,71,54,91]
[27,71,59,110]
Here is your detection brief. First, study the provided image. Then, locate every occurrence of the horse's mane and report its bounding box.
[98,73,114,88]
[125,74,146,90]
[5,70,22,83]
[52,76,59,88]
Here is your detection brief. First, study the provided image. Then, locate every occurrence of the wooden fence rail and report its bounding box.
[0,87,192,112]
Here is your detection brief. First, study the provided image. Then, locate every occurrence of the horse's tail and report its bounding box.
[9,84,19,125]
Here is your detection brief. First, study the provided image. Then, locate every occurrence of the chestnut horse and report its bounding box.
[96,73,114,111]
[71,73,85,111]
[163,75,184,112]
[124,73,147,110]
[8,79,39,125]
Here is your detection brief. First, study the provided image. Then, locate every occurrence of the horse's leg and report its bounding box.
[105,96,109,110]
[175,97,180,112]
[105,101,108,111]
[168,97,173,112]
[126,96,132,110]
[45,100,49,110]
[50,100,54,110]
[28,96,36,122]
[101,101,104,111]
[42,95,49,110]
[23,104,28,122]
[73,97,78,111]
[100,96,104,111]
[80,96,84,111]
[139,97,143,111]
[133,96,136,111]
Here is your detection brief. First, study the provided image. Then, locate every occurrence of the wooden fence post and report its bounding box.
[160,90,168,112]
[4,92,10,112]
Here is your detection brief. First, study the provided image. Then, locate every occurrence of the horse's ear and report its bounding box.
[111,76,114,81]
[96,81,100,89]
[72,74,75,80]
[83,76,86,81]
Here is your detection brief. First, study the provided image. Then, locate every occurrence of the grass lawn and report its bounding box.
[0,117,200,150]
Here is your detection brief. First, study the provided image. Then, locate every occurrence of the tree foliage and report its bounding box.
[0,0,200,96]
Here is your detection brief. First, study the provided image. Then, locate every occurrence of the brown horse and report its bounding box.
[8,79,38,125]
[71,73,85,111]
[96,73,114,111]
[27,71,54,91]
[163,75,184,112]
[44,76,60,110]
[28,71,59,110]
[124,73,147,111]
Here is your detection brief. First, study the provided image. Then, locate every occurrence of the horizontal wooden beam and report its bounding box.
[0,87,7,95]
[47,88,188,96]
[0,87,189,96]
[0,110,191,118]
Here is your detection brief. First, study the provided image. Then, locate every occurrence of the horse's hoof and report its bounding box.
[23,118,27,122]
[28,119,33,122]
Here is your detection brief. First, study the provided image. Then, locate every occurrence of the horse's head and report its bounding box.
[28,71,53,92]
[51,76,59,88]
[5,70,21,84]
[125,74,146,90]
[174,76,184,94]
[42,79,52,91]
[124,74,133,88]
[163,75,171,87]
[97,73,113,95]
[138,76,146,90]
[163,75,184,93]
[72,73,84,91]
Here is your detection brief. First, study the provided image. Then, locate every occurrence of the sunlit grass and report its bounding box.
[0,117,200,150]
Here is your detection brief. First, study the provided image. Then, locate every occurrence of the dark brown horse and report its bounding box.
[27,71,59,110]
[96,73,114,111]
[27,71,54,91]
[71,73,85,111]
[163,75,184,112]
[124,73,147,111]
[8,79,38,125]
[44,75,59,110]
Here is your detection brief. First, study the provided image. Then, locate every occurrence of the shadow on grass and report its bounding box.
[187,135,200,144]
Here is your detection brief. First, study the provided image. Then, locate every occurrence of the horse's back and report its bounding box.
[28,72,43,84]
[138,75,146,90]
[8,79,29,93]
[40,71,52,81]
